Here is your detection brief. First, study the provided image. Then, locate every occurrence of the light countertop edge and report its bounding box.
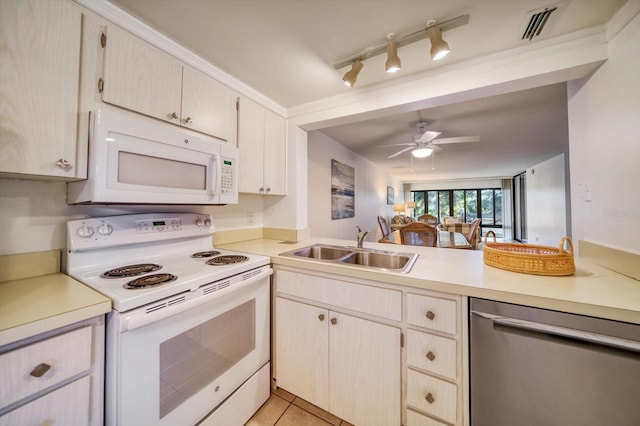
[219,238,640,325]
[0,273,112,346]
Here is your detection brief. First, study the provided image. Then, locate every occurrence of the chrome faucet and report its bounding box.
[356,225,370,248]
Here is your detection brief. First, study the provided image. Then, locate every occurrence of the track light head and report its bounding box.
[343,60,364,87]
[385,41,401,73]
[427,27,450,60]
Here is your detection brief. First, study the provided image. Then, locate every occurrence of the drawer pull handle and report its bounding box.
[30,363,51,378]
[330,318,338,325]
[426,310,436,320]
[425,392,435,404]
[318,314,325,321]
[426,351,436,361]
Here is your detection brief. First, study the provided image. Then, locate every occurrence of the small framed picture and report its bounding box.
[387,186,394,205]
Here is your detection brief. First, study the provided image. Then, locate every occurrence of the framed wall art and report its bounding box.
[387,186,394,205]
[331,159,355,220]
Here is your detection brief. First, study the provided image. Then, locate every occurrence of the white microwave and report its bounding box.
[68,110,238,205]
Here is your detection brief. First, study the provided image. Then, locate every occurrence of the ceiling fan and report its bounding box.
[383,121,480,159]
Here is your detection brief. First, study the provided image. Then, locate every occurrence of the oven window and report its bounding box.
[158,299,255,418]
[118,151,207,190]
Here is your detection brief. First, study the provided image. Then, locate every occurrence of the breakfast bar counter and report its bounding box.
[219,237,640,324]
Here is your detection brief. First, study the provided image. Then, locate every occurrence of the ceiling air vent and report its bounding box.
[520,3,562,41]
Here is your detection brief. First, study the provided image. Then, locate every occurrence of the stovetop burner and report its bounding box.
[191,250,221,258]
[102,263,162,278]
[123,273,178,289]
[206,255,249,266]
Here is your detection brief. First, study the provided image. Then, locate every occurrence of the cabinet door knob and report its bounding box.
[170,112,179,120]
[426,351,436,361]
[318,314,325,321]
[259,187,265,193]
[55,158,71,169]
[426,310,436,320]
[183,116,193,124]
[265,187,271,193]
[30,363,51,378]
[330,318,337,325]
[425,392,435,404]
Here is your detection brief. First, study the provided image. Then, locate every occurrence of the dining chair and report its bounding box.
[417,214,438,226]
[399,222,438,247]
[377,215,392,242]
[465,218,482,249]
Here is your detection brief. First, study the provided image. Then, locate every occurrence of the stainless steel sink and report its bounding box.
[288,245,353,260]
[340,251,411,269]
[280,244,418,273]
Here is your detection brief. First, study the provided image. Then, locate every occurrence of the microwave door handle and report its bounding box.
[210,156,221,196]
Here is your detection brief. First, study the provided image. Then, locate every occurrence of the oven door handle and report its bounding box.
[471,310,640,353]
[121,268,273,332]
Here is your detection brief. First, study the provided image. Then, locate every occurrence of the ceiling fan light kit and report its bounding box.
[333,14,469,87]
[411,147,434,158]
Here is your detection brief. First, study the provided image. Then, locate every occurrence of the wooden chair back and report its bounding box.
[417,214,438,226]
[377,215,391,238]
[399,222,438,247]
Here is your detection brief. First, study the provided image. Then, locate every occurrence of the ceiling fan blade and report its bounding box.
[418,131,441,143]
[387,146,415,158]
[432,136,480,144]
[377,142,416,148]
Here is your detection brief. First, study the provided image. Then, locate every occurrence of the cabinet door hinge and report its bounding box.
[400,332,405,348]
[98,78,104,93]
[236,98,239,111]
[100,32,106,48]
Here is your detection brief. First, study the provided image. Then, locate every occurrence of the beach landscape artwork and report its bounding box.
[331,159,355,220]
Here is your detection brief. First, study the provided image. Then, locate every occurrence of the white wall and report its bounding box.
[525,154,568,246]
[0,178,265,255]
[567,11,640,254]
[307,131,401,242]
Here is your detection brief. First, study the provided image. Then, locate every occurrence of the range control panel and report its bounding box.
[67,213,214,251]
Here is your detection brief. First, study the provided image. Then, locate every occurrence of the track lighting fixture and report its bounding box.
[333,14,468,86]
[342,60,363,87]
[411,147,434,158]
[385,41,401,73]
[427,26,450,60]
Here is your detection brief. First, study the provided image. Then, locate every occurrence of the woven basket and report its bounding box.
[483,231,575,276]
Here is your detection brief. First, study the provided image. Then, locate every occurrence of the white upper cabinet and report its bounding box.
[238,96,286,195]
[102,25,236,142]
[0,0,82,179]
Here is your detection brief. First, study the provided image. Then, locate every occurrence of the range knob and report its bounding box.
[195,217,206,227]
[204,218,212,227]
[77,224,95,238]
[97,223,113,235]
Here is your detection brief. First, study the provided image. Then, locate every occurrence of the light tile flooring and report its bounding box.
[245,388,353,426]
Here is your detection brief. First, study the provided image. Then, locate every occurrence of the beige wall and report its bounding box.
[307,131,401,242]
[567,11,640,254]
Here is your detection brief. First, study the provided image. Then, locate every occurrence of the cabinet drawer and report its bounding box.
[406,408,449,426]
[0,326,92,408]
[407,369,457,424]
[407,294,457,334]
[276,270,401,321]
[407,329,457,380]
[0,375,90,426]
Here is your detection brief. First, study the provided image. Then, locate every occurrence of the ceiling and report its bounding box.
[107,0,627,181]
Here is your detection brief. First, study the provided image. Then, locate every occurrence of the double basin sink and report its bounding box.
[280,244,419,274]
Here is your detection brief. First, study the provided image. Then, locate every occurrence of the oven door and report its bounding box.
[105,268,270,426]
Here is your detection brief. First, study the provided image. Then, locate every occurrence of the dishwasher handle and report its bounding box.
[471,310,640,354]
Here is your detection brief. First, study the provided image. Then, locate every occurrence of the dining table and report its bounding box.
[382,229,472,249]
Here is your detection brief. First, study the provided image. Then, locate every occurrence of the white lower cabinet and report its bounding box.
[274,269,401,426]
[0,376,90,426]
[273,266,467,426]
[0,317,105,425]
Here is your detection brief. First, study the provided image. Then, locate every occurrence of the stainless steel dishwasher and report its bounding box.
[470,298,640,426]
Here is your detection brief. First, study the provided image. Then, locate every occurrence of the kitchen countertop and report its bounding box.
[0,252,112,346]
[219,237,640,324]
